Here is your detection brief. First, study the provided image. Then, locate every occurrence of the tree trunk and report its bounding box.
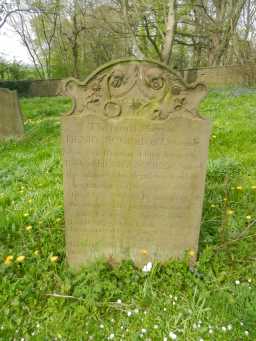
[161,0,176,65]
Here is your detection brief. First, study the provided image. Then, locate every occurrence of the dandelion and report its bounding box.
[127,311,132,317]
[142,262,152,272]
[140,249,148,256]
[26,225,32,231]
[16,256,25,263]
[227,209,234,216]
[169,331,177,340]
[246,215,252,220]
[188,250,195,257]
[4,255,13,265]
[235,280,240,285]
[236,186,243,190]
[50,256,59,263]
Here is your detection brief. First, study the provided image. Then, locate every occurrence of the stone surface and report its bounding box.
[62,59,211,269]
[0,88,24,139]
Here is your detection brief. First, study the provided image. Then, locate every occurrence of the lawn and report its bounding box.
[0,89,256,340]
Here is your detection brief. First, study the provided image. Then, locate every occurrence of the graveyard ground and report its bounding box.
[1,89,256,340]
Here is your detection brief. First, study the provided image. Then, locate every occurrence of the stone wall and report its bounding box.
[0,79,62,97]
[0,63,256,97]
[182,63,256,87]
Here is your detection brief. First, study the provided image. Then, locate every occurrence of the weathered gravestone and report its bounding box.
[0,88,24,139]
[62,59,211,269]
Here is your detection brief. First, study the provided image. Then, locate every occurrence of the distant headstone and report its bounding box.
[0,88,24,139]
[62,59,211,269]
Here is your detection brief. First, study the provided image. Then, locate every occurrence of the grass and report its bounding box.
[0,88,256,340]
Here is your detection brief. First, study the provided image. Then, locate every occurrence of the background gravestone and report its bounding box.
[0,88,24,139]
[62,59,211,269]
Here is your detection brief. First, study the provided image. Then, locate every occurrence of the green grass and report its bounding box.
[1,89,256,340]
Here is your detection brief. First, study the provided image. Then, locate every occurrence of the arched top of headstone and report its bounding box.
[64,59,207,121]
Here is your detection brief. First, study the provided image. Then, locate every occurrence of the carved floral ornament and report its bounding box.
[64,59,207,121]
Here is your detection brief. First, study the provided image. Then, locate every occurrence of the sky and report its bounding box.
[0,24,31,64]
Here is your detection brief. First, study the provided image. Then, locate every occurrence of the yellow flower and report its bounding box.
[26,225,32,231]
[28,199,32,204]
[188,249,196,257]
[140,249,148,256]
[246,215,252,220]
[50,256,59,263]
[227,209,234,215]
[211,204,216,208]
[34,250,39,256]
[236,186,243,191]
[16,255,25,263]
[4,255,13,265]
[251,186,256,190]
[212,135,217,139]
[23,213,29,217]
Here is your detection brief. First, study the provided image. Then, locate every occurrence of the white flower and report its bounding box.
[240,321,244,326]
[127,311,132,317]
[235,280,240,285]
[117,299,122,304]
[199,339,204,341]
[142,262,152,272]
[153,325,158,329]
[111,318,115,323]
[248,278,252,283]
[209,329,213,334]
[141,328,147,334]
[245,331,249,336]
[134,308,139,314]
[108,334,115,340]
[169,331,177,340]
[221,326,227,332]
[193,323,197,329]
[100,324,104,329]
[227,324,232,330]
[163,337,168,341]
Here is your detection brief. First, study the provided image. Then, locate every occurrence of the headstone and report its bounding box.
[62,59,211,269]
[0,88,24,139]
